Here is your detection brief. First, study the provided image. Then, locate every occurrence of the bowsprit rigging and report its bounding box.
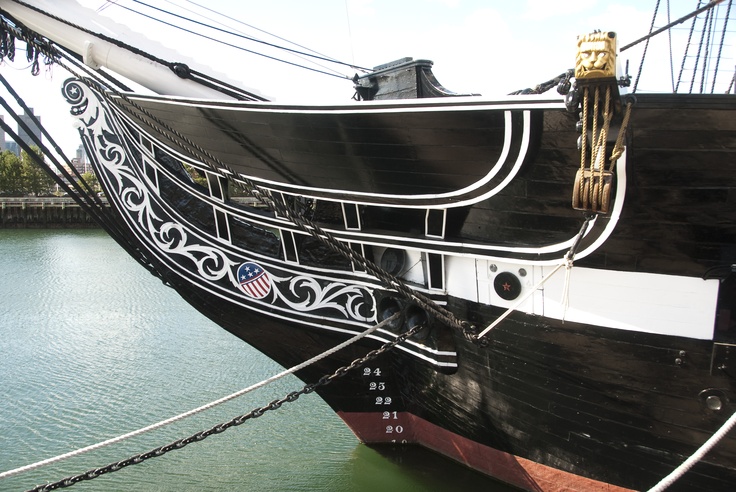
[111,0,372,80]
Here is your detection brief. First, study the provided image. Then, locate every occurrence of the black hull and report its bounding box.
[55,78,736,491]
[162,270,735,491]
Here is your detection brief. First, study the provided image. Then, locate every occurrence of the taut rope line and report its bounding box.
[647,410,736,491]
[0,313,398,481]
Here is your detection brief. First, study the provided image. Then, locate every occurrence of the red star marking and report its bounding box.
[502,282,512,291]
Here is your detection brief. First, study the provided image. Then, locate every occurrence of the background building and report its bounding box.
[17,107,41,149]
[3,108,42,155]
[68,144,91,175]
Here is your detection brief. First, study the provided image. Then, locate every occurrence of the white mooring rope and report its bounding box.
[0,315,396,480]
[647,409,736,491]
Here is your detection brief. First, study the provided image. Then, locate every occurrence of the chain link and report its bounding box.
[26,324,423,491]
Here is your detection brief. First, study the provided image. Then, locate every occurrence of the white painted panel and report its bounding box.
[452,258,718,341]
[444,256,479,301]
[541,267,718,340]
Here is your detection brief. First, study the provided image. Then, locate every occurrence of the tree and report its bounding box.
[78,171,99,192]
[21,147,55,195]
[0,150,24,195]
[0,146,56,195]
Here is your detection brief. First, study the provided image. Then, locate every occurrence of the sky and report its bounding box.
[0,0,732,159]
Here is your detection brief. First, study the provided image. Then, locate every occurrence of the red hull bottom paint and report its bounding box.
[337,411,634,492]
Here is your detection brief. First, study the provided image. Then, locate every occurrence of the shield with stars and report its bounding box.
[237,261,272,299]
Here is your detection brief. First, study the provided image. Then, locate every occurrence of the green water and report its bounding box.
[0,230,512,491]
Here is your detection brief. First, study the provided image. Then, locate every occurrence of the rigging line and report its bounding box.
[0,110,148,274]
[0,22,163,272]
[0,314,398,480]
[676,0,702,92]
[162,0,362,78]
[700,3,717,92]
[476,216,595,340]
[667,0,675,92]
[690,6,712,93]
[633,0,661,93]
[5,0,254,99]
[101,85,467,332]
[22,22,467,333]
[57,44,135,93]
[0,66,102,208]
[27,322,422,492]
[0,115,90,212]
[647,409,736,492]
[96,0,119,13]
[180,0,353,69]
[621,0,725,51]
[0,35,84,179]
[711,0,733,93]
[7,21,460,333]
[0,67,160,277]
[344,0,356,67]
[126,0,371,74]
[106,1,353,80]
[0,113,159,278]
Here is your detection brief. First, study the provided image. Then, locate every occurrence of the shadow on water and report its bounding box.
[348,443,521,492]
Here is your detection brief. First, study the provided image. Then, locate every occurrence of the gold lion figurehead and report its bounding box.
[575,31,617,81]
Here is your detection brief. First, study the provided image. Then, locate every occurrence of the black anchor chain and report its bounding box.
[27,323,422,492]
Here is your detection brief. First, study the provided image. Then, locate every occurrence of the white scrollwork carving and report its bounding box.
[66,80,241,284]
[269,274,375,322]
[65,78,375,322]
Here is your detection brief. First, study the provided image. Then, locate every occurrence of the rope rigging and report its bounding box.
[101,81,471,333]
[4,0,267,100]
[27,322,422,491]
[632,0,661,93]
[2,4,735,491]
[13,28,472,337]
[110,77,469,332]
[0,313,401,486]
[692,2,714,93]
[0,24,443,476]
[125,0,372,76]
[710,0,732,92]
[0,0,472,335]
[104,1,353,81]
[624,0,734,94]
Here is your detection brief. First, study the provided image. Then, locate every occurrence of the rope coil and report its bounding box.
[572,84,633,215]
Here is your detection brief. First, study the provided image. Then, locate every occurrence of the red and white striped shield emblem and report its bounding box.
[237,262,272,299]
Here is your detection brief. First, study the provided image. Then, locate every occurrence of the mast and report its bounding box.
[0,0,260,100]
